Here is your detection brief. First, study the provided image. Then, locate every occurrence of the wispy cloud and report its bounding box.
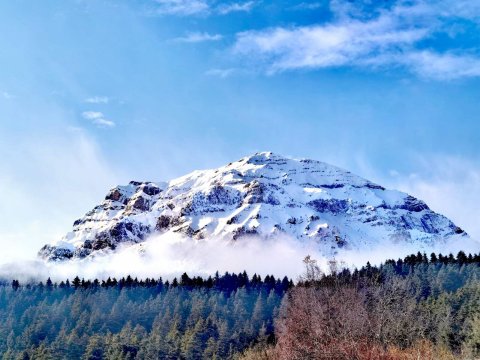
[291,2,324,11]
[153,0,209,16]
[217,1,255,15]
[85,96,110,104]
[152,0,255,16]
[205,68,236,78]
[232,0,480,80]
[234,16,427,71]
[404,51,480,80]
[82,111,115,128]
[2,91,14,99]
[172,32,223,43]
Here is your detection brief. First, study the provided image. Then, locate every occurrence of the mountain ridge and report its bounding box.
[39,152,470,261]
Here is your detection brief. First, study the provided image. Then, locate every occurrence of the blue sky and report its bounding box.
[0,0,479,261]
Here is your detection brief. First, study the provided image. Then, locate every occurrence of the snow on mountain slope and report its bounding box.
[39,152,472,261]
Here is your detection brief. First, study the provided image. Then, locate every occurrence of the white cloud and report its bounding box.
[82,111,103,119]
[85,96,110,104]
[173,32,223,43]
[93,118,115,127]
[217,1,255,15]
[152,0,255,16]
[82,111,115,128]
[232,1,480,79]
[3,228,477,282]
[404,51,480,80]
[234,15,427,71]
[433,0,480,21]
[205,68,236,78]
[154,0,209,16]
[291,2,324,11]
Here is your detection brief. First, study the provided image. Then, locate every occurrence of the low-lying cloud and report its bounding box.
[1,231,477,283]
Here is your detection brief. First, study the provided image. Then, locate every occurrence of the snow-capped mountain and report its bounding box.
[39,152,470,261]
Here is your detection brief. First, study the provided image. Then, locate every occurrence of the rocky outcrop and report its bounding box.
[307,199,349,213]
[38,245,73,261]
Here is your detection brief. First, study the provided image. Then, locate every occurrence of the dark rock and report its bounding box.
[307,199,349,213]
[92,238,116,251]
[206,185,238,205]
[232,226,258,240]
[396,196,429,212]
[245,181,280,205]
[181,186,242,215]
[74,247,92,258]
[365,183,385,190]
[38,245,73,261]
[335,235,346,248]
[226,215,238,225]
[363,216,378,224]
[156,215,171,230]
[400,215,413,230]
[142,184,161,196]
[105,188,123,202]
[131,196,150,211]
[92,221,151,246]
[180,202,194,216]
[320,183,344,189]
[83,240,93,249]
[287,217,297,225]
[170,217,184,227]
[174,225,195,237]
[420,214,439,234]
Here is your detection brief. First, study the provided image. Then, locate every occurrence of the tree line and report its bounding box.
[0,251,479,359]
[9,271,293,294]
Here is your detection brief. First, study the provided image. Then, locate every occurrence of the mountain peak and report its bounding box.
[243,151,283,163]
[39,153,471,261]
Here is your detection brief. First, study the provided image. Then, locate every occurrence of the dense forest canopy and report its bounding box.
[0,251,479,359]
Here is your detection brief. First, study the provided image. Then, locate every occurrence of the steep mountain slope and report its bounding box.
[39,152,470,261]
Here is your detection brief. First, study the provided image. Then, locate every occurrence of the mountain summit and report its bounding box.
[39,152,470,261]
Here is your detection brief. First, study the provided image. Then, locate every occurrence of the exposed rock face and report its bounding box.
[38,245,73,260]
[39,152,471,261]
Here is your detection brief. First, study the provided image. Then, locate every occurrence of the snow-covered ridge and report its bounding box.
[39,152,469,261]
